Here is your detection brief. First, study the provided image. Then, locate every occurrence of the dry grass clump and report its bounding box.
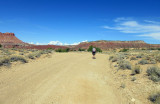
[118,60,132,70]
[120,83,125,88]
[0,57,10,66]
[146,66,160,82]
[27,50,53,59]
[131,77,136,81]
[0,55,28,67]
[0,48,53,67]
[155,55,160,63]
[10,56,28,63]
[136,55,142,58]
[130,56,137,60]
[138,59,149,65]
[149,91,160,103]
[111,56,119,62]
[131,65,141,75]
[109,56,114,60]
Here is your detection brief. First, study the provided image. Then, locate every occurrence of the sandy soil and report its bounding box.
[0,52,124,104]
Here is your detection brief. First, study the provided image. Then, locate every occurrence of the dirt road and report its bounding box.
[0,52,123,104]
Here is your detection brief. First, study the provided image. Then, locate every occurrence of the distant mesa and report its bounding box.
[0,32,160,50]
[0,32,23,44]
[0,32,68,49]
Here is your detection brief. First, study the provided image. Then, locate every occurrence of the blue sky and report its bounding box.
[0,0,160,45]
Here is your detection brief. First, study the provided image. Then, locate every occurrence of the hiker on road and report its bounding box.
[92,47,96,59]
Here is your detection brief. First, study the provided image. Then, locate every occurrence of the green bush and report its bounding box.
[78,48,85,51]
[119,48,129,52]
[47,48,53,50]
[149,92,160,103]
[146,66,160,82]
[87,45,102,52]
[55,48,70,52]
[0,44,2,48]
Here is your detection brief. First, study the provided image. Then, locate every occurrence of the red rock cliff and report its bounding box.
[0,32,23,44]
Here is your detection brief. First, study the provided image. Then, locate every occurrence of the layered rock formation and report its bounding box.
[0,32,23,44]
[73,40,153,50]
[0,32,160,50]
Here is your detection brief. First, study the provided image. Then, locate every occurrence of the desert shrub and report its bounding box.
[118,60,131,70]
[19,49,24,52]
[155,55,160,62]
[112,57,118,62]
[119,48,129,52]
[149,92,160,103]
[138,59,148,65]
[145,56,152,60]
[150,59,157,64]
[120,83,125,88]
[0,57,10,66]
[47,48,53,50]
[146,66,160,82]
[27,50,52,59]
[27,54,35,59]
[2,50,12,56]
[43,49,52,54]
[130,57,137,60]
[78,48,85,51]
[55,48,70,52]
[136,55,142,58]
[19,53,24,55]
[10,56,28,63]
[34,52,41,58]
[131,77,136,81]
[131,65,141,75]
[109,56,114,60]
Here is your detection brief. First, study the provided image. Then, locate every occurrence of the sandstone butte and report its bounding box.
[0,32,67,49]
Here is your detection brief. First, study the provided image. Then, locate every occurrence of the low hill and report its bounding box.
[73,40,151,50]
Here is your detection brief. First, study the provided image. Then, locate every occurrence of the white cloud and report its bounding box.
[104,18,160,40]
[28,42,34,44]
[28,40,88,45]
[144,20,160,24]
[48,41,63,45]
[121,21,139,27]
[35,42,47,45]
[114,17,128,22]
[138,33,160,40]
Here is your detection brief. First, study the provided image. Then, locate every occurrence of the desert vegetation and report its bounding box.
[109,49,160,103]
[55,48,70,52]
[0,48,53,67]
